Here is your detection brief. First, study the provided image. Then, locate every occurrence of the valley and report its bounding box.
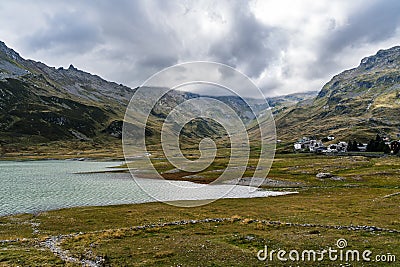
[1,41,400,266]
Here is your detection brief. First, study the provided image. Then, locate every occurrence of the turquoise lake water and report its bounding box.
[0,160,287,216]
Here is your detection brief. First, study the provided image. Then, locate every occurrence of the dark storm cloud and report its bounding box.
[209,3,286,78]
[326,0,400,53]
[308,0,400,79]
[137,55,178,70]
[80,0,185,84]
[1,0,400,97]
[12,0,184,84]
[23,10,102,54]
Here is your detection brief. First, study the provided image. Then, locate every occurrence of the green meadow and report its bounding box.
[1,153,399,266]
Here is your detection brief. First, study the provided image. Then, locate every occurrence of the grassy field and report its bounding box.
[0,138,124,161]
[0,154,399,266]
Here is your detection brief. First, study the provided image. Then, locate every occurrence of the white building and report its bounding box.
[357,143,368,152]
[326,141,348,153]
[294,138,324,152]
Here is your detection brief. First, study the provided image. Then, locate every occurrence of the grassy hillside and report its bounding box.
[276,46,400,142]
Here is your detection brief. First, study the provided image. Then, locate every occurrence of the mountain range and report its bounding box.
[1,40,399,156]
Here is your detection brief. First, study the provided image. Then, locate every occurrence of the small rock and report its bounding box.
[245,236,255,241]
[163,168,181,174]
[316,172,333,179]
[331,176,345,181]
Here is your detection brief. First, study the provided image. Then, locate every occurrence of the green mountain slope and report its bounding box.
[0,41,135,150]
[276,46,400,141]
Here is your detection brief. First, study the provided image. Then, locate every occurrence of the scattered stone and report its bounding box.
[163,168,181,174]
[352,175,363,181]
[316,172,333,179]
[330,176,345,181]
[2,217,399,266]
[182,174,203,179]
[244,236,255,241]
[223,177,304,187]
[383,192,400,198]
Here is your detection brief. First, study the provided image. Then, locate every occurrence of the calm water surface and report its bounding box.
[0,160,288,216]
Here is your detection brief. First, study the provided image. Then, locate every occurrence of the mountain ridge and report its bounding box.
[276,45,400,142]
[0,41,285,156]
[4,40,386,157]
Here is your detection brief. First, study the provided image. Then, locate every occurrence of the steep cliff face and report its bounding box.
[276,46,400,141]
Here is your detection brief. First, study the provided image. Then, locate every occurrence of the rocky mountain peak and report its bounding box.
[279,45,400,141]
[359,46,400,71]
[317,45,400,99]
[0,41,22,61]
[68,64,78,71]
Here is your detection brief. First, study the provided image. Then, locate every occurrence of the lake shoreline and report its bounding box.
[0,191,298,219]
[0,159,296,217]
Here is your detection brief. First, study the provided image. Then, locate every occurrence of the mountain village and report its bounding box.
[294,134,400,155]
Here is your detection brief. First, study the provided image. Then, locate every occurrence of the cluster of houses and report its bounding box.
[294,135,400,154]
[294,136,350,153]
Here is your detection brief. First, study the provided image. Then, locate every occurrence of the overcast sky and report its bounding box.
[1,0,400,97]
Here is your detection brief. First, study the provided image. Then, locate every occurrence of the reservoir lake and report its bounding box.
[0,160,289,216]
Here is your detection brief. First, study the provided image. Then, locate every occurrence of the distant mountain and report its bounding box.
[0,42,256,154]
[0,41,321,156]
[0,42,226,151]
[267,91,318,115]
[276,46,400,141]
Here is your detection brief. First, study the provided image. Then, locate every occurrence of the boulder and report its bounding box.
[316,172,333,179]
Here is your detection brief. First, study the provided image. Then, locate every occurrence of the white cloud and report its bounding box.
[0,0,400,98]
